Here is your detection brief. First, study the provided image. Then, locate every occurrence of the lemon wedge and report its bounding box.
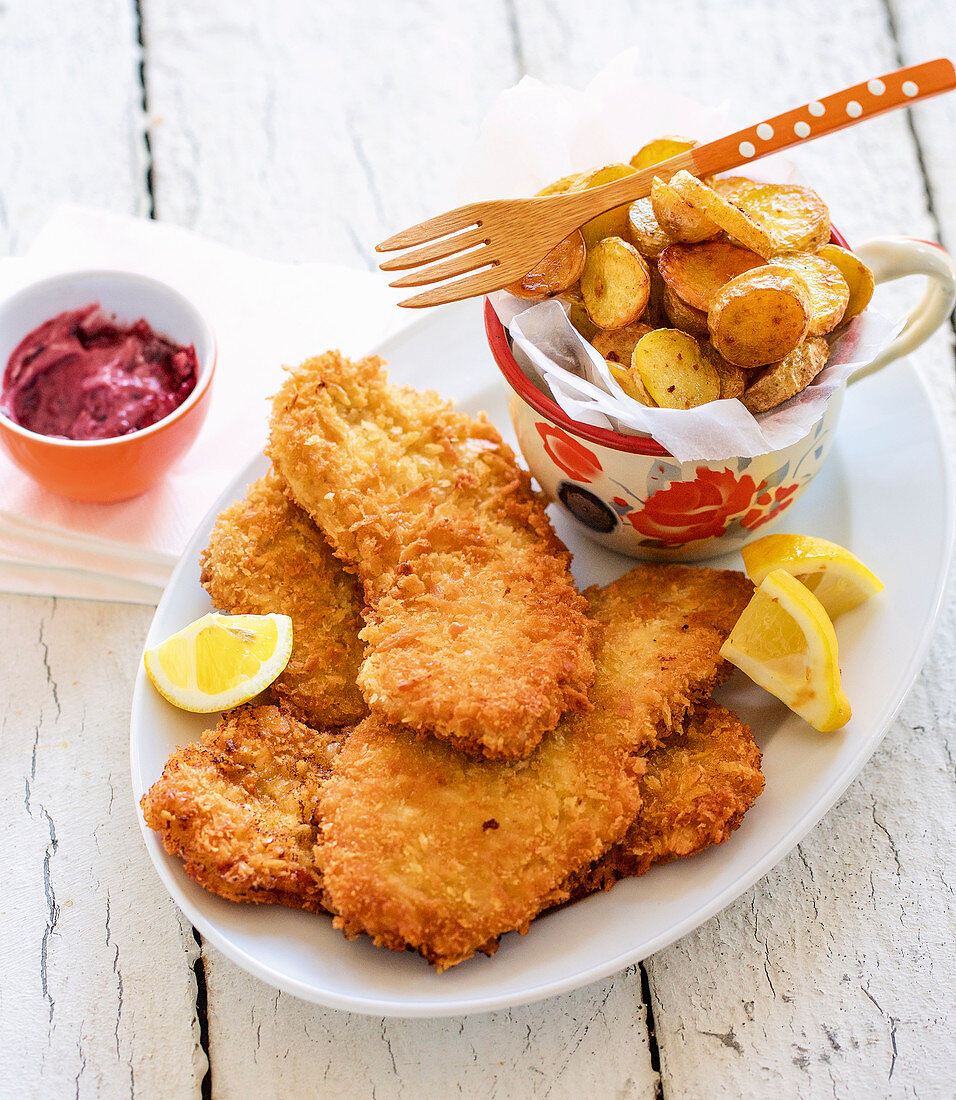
[741,533,884,619]
[720,568,851,732]
[144,612,293,712]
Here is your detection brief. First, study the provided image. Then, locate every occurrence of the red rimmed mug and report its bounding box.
[486,236,956,560]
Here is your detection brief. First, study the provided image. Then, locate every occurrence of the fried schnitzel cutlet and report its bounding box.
[200,471,367,728]
[141,705,348,912]
[315,564,754,970]
[555,702,764,904]
[268,351,594,760]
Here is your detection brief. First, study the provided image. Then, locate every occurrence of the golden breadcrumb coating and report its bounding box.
[555,702,764,903]
[141,705,348,911]
[268,351,594,760]
[315,564,754,969]
[200,470,367,728]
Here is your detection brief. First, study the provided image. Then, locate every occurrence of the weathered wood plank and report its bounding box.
[139,0,520,268]
[0,595,206,1098]
[201,950,658,1099]
[0,0,149,255]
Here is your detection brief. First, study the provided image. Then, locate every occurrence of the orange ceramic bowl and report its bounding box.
[0,270,215,502]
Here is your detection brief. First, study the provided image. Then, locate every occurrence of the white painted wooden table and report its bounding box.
[3,3,955,1097]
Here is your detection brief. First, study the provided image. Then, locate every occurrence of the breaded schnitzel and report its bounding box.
[315,564,754,969]
[141,705,347,911]
[200,471,367,728]
[555,702,764,903]
[268,351,594,760]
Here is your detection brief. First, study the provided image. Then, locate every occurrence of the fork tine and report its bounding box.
[388,246,497,289]
[397,265,517,309]
[378,226,490,272]
[375,203,485,252]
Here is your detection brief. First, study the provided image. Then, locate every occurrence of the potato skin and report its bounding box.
[707,266,812,368]
[662,283,710,339]
[741,337,830,413]
[651,177,720,244]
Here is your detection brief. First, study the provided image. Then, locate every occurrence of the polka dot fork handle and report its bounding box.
[376,59,956,308]
[690,58,956,178]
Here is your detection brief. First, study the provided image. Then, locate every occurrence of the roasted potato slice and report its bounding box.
[643,265,668,327]
[591,321,655,364]
[626,197,676,258]
[630,136,697,170]
[661,283,710,339]
[581,236,651,329]
[741,337,830,413]
[505,231,587,300]
[817,244,875,323]
[562,297,599,342]
[666,170,775,258]
[772,252,850,335]
[607,360,657,405]
[570,163,637,248]
[708,265,811,368]
[710,175,763,205]
[700,341,747,399]
[631,329,720,409]
[658,239,766,312]
[651,176,720,244]
[536,172,583,197]
[735,183,831,253]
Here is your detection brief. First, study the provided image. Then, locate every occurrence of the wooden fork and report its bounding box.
[377,58,955,308]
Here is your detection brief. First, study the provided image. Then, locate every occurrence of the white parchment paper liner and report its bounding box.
[463,50,899,461]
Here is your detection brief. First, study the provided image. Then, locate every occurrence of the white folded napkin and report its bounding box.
[0,206,408,603]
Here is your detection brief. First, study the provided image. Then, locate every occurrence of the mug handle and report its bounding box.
[849,236,956,383]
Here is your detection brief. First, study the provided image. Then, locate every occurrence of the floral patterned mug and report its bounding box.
[486,236,956,561]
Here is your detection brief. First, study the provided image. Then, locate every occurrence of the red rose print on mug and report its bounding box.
[535,423,603,483]
[626,467,760,545]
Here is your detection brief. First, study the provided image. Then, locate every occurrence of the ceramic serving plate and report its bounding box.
[130,298,953,1018]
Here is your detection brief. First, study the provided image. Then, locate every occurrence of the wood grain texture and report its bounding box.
[0,596,205,1098]
[0,0,148,254]
[202,948,658,1098]
[139,0,520,268]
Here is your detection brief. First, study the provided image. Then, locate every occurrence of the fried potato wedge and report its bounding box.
[666,171,775,258]
[700,341,747,399]
[708,265,811,368]
[741,337,830,413]
[630,136,697,170]
[626,197,676,258]
[651,176,720,244]
[632,328,720,409]
[736,183,831,253]
[591,321,655,364]
[817,244,875,323]
[607,359,657,405]
[772,252,850,335]
[581,236,651,329]
[570,163,638,248]
[505,231,587,300]
[658,239,766,312]
[662,283,710,339]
